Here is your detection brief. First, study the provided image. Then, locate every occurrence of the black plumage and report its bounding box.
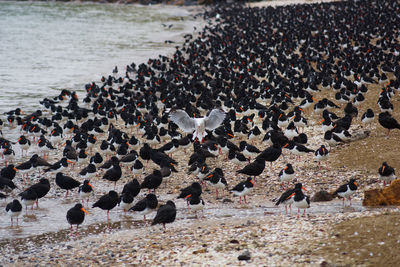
[151,200,176,229]
[55,172,81,197]
[92,190,119,221]
[66,203,89,235]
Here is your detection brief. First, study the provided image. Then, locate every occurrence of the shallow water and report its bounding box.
[0,1,203,114]
[0,189,369,252]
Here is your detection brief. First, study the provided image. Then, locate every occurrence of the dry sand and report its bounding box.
[1,0,400,266]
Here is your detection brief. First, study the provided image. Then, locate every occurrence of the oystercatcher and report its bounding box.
[237,156,265,181]
[16,135,31,157]
[44,158,72,173]
[333,178,358,206]
[66,203,89,236]
[258,143,283,168]
[119,192,135,213]
[290,187,310,218]
[177,182,202,202]
[92,190,119,222]
[19,188,37,211]
[230,177,254,204]
[141,170,163,193]
[279,163,295,189]
[185,194,205,218]
[204,168,227,199]
[19,178,50,208]
[121,178,141,198]
[55,172,81,198]
[1,164,17,180]
[378,162,396,186]
[131,159,144,177]
[79,163,97,180]
[275,183,305,214]
[151,200,176,230]
[6,199,22,226]
[378,111,400,136]
[315,145,329,169]
[129,193,158,222]
[78,179,93,206]
[102,161,122,189]
[228,149,248,169]
[239,141,261,161]
[361,108,374,125]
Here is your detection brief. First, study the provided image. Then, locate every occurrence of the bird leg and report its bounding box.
[107,210,110,222]
[36,199,39,209]
[239,196,242,204]
[76,225,79,236]
[65,190,69,198]
[244,195,247,204]
[216,189,219,199]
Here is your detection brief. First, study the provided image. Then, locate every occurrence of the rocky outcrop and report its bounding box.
[363,179,400,206]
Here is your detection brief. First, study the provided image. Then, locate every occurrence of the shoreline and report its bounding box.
[1,0,400,266]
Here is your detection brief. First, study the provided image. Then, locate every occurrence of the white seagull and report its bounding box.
[169,109,226,142]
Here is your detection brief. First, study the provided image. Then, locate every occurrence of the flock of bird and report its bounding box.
[1,0,400,236]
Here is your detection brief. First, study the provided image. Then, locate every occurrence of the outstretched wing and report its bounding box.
[204,109,225,130]
[169,110,196,133]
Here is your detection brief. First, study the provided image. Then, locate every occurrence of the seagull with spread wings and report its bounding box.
[169,109,225,143]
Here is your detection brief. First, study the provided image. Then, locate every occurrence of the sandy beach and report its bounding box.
[1,0,400,266]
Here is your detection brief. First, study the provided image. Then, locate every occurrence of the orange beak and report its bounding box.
[184,194,192,199]
[88,183,93,188]
[302,186,307,191]
[81,207,89,215]
[287,193,295,200]
[250,179,255,186]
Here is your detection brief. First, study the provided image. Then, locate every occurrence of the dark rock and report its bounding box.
[311,190,333,202]
[230,239,239,244]
[222,198,233,203]
[238,250,251,261]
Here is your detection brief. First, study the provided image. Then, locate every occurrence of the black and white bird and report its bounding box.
[204,168,227,199]
[129,193,158,222]
[378,162,396,186]
[361,109,374,125]
[333,178,358,206]
[169,109,225,143]
[6,199,22,226]
[275,183,305,214]
[78,179,94,206]
[279,163,295,189]
[315,145,329,169]
[185,193,205,218]
[230,177,254,204]
[290,187,310,218]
